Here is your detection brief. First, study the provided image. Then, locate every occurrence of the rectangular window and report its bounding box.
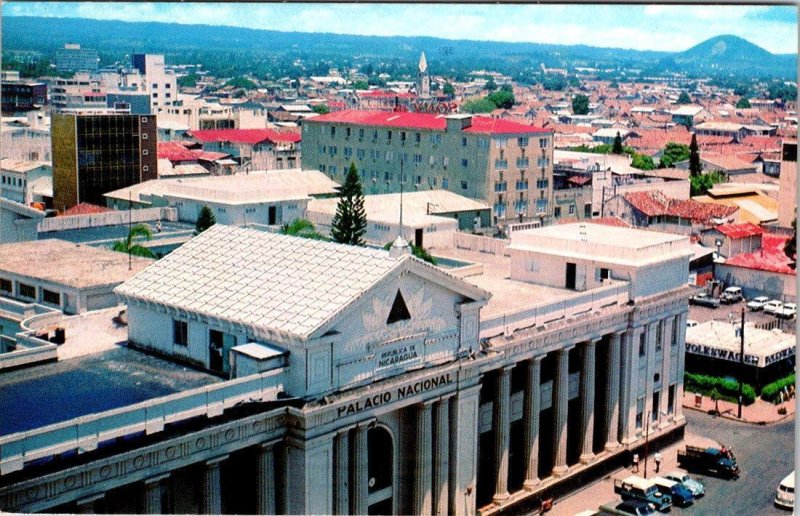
[516,157,529,168]
[387,130,392,142]
[42,289,60,305]
[442,178,449,189]
[584,203,592,217]
[443,157,449,168]
[535,199,548,213]
[330,126,336,138]
[554,206,561,217]
[635,397,644,429]
[462,159,469,168]
[668,385,676,414]
[461,180,468,190]
[516,179,528,190]
[568,204,575,215]
[536,179,548,190]
[0,278,11,293]
[415,132,421,143]
[173,319,188,346]
[358,128,364,139]
[494,159,508,170]
[652,392,660,421]
[639,331,646,357]
[539,138,548,149]
[655,321,663,352]
[518,137,529,147]
[357,149,366,159]
[346,127,351,138]
[537,157,549,168]
[19,283,35,299]
[496,136,508,149]
[462,137,467,147]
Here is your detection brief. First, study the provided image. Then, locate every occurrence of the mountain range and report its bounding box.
[2,16,796,80]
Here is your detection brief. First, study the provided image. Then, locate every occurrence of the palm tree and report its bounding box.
[112,224,156,258]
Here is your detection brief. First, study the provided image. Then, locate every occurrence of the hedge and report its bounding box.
[685,372,756,405]
[761,374,796,404]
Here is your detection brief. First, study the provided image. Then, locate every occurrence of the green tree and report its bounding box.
[609,81,619,89]
[195,205,216,234]
[312,104,330,115]
[281,219,327,241]
[631,153,656,170]
[224,76,257,90]
[690,171,725,196]
[484,77,497,91]
[112,224,156,259]
[331,163,367,246]
[352,80,369,90]
[177,73,199,88]
[677,91,692,104]
[689,133,702,178]
[572,94,590,115]
[735,97,751,109]
[785,217,796,269]
[487,89,515,109]
[659,142,691,168]
[442,82,455,97]
[461,98,497,114]
[612,132,624,154]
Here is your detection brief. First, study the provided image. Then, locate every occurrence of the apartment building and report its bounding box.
[54,43,99,73]
[51,113,157,210]
[132,54,178,110]
[302,110,554,225]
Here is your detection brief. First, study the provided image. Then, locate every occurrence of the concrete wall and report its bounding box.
[715,264,796,303]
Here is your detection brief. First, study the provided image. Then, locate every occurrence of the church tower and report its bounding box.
[416,52,431,98]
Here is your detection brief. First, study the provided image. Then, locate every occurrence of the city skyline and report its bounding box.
[2,2,798,54]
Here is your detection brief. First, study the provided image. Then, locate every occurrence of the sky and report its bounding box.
[3,2,798,54]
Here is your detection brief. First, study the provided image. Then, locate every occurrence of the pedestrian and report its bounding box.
[632,453,639,473]
[654,452,662,473]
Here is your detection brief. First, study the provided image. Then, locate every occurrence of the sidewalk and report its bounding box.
[682,391,795,424]
[551,432,719,515]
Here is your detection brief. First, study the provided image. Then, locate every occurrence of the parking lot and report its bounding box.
[688,298,795,334]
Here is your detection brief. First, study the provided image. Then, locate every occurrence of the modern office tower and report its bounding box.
[51,113,157,210]
[54,43,99,73]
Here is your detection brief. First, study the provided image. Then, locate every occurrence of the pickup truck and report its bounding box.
[613,476,672,512]
[677,445,740,479]
[689,292,720,308]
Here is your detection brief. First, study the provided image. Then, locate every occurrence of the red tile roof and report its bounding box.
[622,191,738,222]
[189,128,301,145]
[715,222,764,239]
[307,109,550,135]
[158,142,230,162]
[725,234,793,274]
[359,90,416,99]
[588,216,631,227]
[59,203,112,217]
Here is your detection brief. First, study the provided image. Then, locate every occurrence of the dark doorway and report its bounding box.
[415,228,423,248]
[367,426,393,514]
[209,330,224,373]
[565,262,576,289]
[268,206,277,225]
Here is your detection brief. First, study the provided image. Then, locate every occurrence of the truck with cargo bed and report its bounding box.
[677,445,739,479]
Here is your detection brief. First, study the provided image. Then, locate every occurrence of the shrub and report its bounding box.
[685,372,756,405]
[761,373,795,404]
[778,406,788,415]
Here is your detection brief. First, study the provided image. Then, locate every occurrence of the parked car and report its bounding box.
[613,476,672,512]
[663,470,705,498]
[689,293,720,308]
[775,471,794,510]
[677,445,739,479]
[686,320,699,328]
[764,300,785,316]
[720,286,743,304]
[776,303,796,319]
[599,500,657,515]
[652,477,694,507]
[747,296,770,311]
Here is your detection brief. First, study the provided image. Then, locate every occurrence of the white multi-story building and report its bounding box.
[132,54,178,110]
[0,221,692,515]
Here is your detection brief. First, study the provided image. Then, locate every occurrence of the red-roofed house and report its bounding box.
[187,128,301,172]
[58,202,112,217]
[716,233,795,302]
[701,222,764,258]
[604,190,738,234]
[302,110,555,224]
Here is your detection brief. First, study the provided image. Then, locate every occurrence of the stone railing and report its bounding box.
[38,207,178,233]
[453,232,510,257]
[480,281,630,339]
[0,368,286,475]
[0,302,62,371]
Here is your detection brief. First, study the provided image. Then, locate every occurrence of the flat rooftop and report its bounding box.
[0,239,153,289]
[509,223,692,265]
[686,321,795,368]
[41,220,195,247]
[0,345,221,436]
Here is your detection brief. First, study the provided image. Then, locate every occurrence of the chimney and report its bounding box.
[445,114,472,132]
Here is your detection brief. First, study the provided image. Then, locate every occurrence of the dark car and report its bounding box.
[615,500,657,515]
[689,292,720,308]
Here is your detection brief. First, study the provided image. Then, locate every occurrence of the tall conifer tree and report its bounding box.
[331,163,367,246]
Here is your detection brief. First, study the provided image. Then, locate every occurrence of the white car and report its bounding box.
[747,296,770,311]
[763,300,784,316]
[775,471,794,510]
[777,303,796,319]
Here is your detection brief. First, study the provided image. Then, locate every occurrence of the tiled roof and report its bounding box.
[189,128,301,145]
[701,153,758,171]
[115,225,407,340]
[589,216,631,228]
[715,222,763,239]
[725,234,794,274]
[623,191,737,222]
[158,142,230,163]
[358,90,416,99]
[307,109,549,135]
[59,203,112,216]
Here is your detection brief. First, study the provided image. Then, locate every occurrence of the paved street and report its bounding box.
[688,299,795,334]
[551,410,794,515]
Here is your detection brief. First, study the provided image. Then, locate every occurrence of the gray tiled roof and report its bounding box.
[115,225,404,339]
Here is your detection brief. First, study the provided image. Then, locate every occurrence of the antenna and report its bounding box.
[128,189,132,270]
[399,158,404,234]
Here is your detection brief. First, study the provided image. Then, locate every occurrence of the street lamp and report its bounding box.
[728,307,746,419]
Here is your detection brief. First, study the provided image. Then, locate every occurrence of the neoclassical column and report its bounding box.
[449,385,481,516]
[523,355,544,489]
[351,424,369,515]
[334,430,350,515]
[143,474,169,514]
[675,312,688,421]
[413,402,434,515]
[580,339,598,464]
[433,397,451,516]
[256,443,276,515]
[552,345,574,476]
[201,455,228,514]
[620,329,641,444]
[492,365,514,503]
[605,332,622,450]
[660,317,673,428]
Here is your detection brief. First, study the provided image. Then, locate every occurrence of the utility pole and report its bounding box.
[738,306,745,419]
[128,190,132,271]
